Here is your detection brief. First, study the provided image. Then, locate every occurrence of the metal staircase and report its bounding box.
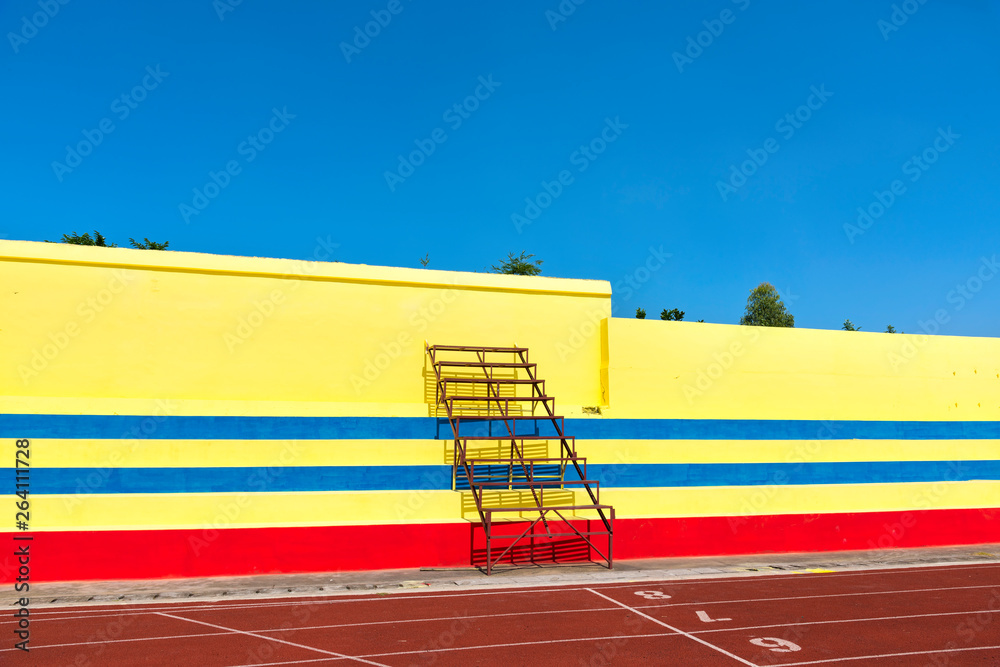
[426,344,614,574]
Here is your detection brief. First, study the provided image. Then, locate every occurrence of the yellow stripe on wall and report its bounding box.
[22,439,450,468]
[603,481,1000,519]
[7,481,997,532]
[607,318,1000,421]
[17,438,1000,468]
[582,439,1000,465]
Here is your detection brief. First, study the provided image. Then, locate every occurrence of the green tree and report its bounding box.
[660,308,684,321]
[46,231,170,250]
[885,325,900,334]
[129,237,169,250]
[635,307,646,319]
[419,253,430,268]
[842,319,861,331]
[739,282,794,327]
[48,231,117,247]
[491,251,542,276]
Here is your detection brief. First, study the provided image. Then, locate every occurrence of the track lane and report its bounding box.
[7,563,1000,665]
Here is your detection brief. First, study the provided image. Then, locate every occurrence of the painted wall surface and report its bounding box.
[1,240,997,582]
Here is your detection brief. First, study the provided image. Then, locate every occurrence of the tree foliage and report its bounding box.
[491,251,542,276]
[49,231,117,247]
[129,237,169,250]
[842,319,861,331]
[635,307,646,319]
[739,282,794,327]
[660,308,684,321]
[885,325,900,334]
[46,230,169,250]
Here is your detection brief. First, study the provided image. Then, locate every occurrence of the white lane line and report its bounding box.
[229,633,681,667]
[16,560,1000,620]
[9,605,998,655]
[778,644,1000,665]
[0,631,234,653]
[0,606,622,652]
[10,582,998,629]
[232,659,342,667]
[361,631,678,659]
[156,612,390,667]
[585,589,756,666]
[590,561,1000,590]
[0,605,608,628]
[259,605,615,633]
[633,583,1000,610]
[19,562,999,620]
[692,608,1000,635]
[10,585,582,619]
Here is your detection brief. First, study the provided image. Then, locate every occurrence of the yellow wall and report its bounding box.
[4,240,1000,423]
[0,241,610,416]
[605,318,1000,420]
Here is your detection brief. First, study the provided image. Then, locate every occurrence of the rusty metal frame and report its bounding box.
[426,343,614,575]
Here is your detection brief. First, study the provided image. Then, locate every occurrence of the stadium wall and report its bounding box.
[1,240,997,582]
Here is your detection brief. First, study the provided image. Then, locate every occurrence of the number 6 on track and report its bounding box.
[633,591,671,600]
[750,637,801,652]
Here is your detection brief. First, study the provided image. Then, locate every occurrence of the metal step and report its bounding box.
[445,395,552,402]
[429,345,528,353]
[434,361,536,369]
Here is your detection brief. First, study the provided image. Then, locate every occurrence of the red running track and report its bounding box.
[3,563,1000,666]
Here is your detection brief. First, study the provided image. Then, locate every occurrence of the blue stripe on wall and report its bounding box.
[568,419,1000,441]
[587,460,1000,487]
[3,414,1000,440]
[20,461,1000,494]
[23,466,450,494]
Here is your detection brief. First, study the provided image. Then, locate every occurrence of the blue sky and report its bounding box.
[3,0,999,336]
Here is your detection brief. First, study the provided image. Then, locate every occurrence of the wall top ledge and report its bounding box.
[0,240,611,298]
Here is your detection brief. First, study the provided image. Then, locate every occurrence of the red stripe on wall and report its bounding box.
[8,508,998,583]
[613,508,1000,560]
